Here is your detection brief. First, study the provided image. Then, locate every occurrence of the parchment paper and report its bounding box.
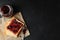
[0,12,30,40]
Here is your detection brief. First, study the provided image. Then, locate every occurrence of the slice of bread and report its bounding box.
[5,17,24,37]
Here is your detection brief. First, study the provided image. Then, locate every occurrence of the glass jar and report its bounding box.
[0,5,13,17]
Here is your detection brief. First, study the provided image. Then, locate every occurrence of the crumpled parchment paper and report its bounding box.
[0,12,30,40]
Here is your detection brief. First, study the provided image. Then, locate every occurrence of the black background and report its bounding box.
[0,0,60,40]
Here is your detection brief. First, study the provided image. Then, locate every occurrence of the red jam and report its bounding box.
[1,5,13,17]
[7,19,23,34]
[23,28,27,34]
[1,6,9,14]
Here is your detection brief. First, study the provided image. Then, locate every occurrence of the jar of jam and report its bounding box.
[0,5,13,17]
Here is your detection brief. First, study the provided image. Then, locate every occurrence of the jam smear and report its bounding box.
[23,28,27,34]
[7,19,23,34]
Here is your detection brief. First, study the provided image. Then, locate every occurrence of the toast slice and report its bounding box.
[5,17,24,37]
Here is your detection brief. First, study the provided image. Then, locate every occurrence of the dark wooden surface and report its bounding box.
[0,0,59,40]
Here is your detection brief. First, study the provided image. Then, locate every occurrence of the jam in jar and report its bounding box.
[0,5,13,17]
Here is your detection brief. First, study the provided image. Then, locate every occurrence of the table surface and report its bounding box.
[0,0,59,40]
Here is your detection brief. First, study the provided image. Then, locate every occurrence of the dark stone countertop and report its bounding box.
[0,0,59,40]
